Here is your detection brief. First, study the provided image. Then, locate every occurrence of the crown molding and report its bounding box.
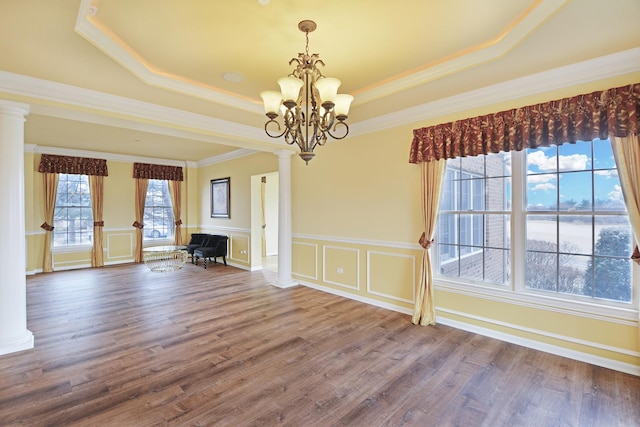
[197,148,257,167]
[3,48,639,163]
[353,0,570,105]
[350,47,640,137]
[30,144,187,167]
[74,0,570,111]
[24,142,258,169]
[0,70,266,145]
[74,0,262,115]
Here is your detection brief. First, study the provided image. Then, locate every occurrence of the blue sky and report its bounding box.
[526,139,624,210]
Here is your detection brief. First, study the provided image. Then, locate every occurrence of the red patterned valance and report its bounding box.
[133,163,183,181]
[38,154,108,176]
[409,83,640,163]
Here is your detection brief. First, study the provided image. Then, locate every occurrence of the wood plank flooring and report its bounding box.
[0,262,638,426]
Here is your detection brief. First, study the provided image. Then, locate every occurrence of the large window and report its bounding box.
[436,139,635,306]
[526,140,632,302]
[53,174,93,247]
[144,179,174,240]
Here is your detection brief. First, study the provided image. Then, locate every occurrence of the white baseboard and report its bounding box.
[437,315,640,377]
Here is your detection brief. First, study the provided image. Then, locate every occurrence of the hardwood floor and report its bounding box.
[1,263,638,426]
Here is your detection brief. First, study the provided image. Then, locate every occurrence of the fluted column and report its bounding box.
[272,150,297,288]
[0,100,33,356]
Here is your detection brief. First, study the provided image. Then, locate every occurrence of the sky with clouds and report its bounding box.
[526,139,624,210]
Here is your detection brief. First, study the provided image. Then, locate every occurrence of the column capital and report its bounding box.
[0,100,30,118]
[274,149,295,159]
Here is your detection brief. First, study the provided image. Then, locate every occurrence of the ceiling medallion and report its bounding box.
[260,20,354,164]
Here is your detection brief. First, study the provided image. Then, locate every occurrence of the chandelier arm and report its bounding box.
[317,109,335,133]
[283,127,299,146]
[264,119,287,139]
[326,121,350,140]
[312,129,328,148]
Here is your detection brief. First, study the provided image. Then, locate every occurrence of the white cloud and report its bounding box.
[532,183,556,192]
[527,151,554,170]
[528,150,589,172]
[608,184,623,201]
[527,174,556,184]
[595,170,618,178]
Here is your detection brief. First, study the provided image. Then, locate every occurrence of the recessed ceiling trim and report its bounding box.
[28,103,263,152]
[3,49,638,160]
[74,0,569,110]
[74,0,262,115]
[31,144,188,167]
[350,47,640,137]
[196,148,261,168]
[0,70,270,146]
[352,0,570,105]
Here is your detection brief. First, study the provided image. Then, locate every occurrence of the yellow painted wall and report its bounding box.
[197,151,278,268]
[291,126,423,243]
[291,237,421,311]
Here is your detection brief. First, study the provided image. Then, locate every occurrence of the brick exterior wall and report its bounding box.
[438,153,510,284]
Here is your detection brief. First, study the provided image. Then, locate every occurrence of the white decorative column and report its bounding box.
[0,100,33,356]
[272,150,297,288]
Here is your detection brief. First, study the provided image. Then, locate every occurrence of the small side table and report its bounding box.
[143,245,188,273]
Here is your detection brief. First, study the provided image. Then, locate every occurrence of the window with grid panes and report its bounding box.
[53,174,93,247]
[435,139,635,306]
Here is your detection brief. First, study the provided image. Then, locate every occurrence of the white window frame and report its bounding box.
[439,170,485,265]
[143,179,174,243]
[52,173,93,250]
[434,148,639,322]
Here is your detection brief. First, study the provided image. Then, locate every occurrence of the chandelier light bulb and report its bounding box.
[277,76,304,104]
[334,94,354,119]
[314,77,341,107]
[260,91,283,117]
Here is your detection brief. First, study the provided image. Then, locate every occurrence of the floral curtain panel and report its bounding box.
[409,83,640,163]
[133,163,183,181]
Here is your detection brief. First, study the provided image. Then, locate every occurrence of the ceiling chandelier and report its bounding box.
[260,20,354,164]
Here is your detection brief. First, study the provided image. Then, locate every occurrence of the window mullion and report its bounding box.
[511,151,526,292]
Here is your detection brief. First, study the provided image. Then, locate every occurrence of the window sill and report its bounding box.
[52,244,92,254]
[143,238,174,247]
[434,277,638,325]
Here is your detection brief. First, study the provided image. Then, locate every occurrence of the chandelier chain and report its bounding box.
[305,31,310,56]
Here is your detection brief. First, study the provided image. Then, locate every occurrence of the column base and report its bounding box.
[270,278,298,289]
[0,330,34,356]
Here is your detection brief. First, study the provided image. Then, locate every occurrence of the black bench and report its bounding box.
[193,235,228,268]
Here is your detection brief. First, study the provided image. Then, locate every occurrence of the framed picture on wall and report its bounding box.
[211,177,230,218]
